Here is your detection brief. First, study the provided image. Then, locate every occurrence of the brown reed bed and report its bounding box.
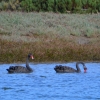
[0,33,100,63]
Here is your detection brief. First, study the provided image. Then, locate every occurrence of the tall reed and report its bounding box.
[0,34,100,63]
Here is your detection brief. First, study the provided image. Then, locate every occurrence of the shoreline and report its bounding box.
[0,61,100,64]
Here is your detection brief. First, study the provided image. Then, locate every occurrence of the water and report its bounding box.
[0,62,100,100]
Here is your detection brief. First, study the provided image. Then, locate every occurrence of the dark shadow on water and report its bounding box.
[1,87,14,90]
[40,75,47,78]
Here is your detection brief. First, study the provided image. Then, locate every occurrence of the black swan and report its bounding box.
[6,53,34,74]
[54,62,87,73]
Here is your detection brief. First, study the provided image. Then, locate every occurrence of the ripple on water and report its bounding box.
[0,62,100,100]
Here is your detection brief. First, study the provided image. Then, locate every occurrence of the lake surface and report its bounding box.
[0,62,100,100]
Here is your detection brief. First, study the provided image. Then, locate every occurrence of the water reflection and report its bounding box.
[0,62,100,100]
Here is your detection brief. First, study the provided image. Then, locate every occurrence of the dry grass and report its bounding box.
[0,33,100,63]
[0,11,100,62]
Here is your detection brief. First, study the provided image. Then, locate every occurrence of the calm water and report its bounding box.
[0,62,100,100]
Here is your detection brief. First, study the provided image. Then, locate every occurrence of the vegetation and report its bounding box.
[0,11,100,37]
[0,0,100,13]
[0,11,100,63]
[0,35,100,63]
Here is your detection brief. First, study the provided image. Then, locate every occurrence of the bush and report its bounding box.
[20,0,34,12]
[0,1,8,10]
[0,0,100,13]
[96,0,100,12]
[66,0,73,11]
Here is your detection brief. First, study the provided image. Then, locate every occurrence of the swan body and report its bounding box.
[6,53,34,74]
[54,62,87,73]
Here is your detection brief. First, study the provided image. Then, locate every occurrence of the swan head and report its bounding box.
[84,66,87,73]
[28,53,34,59]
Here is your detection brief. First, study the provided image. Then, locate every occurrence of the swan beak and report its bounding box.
[84,67,87,73]
[84,70,87,73]
[31,56,34,59]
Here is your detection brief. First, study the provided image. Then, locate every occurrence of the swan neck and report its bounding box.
[26,57,32,71]
[26,57,29,68]
[76,62,81,72]
[76,62,85,72]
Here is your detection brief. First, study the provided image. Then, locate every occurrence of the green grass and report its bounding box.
[0,11,100,37]
[0,11,100,63]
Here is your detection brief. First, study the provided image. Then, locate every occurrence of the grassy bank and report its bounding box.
[0,12,100,63]
[0,33,100,63]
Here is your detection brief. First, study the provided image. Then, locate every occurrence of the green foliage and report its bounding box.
[8,0,20,10]
[66,0,73,11]
[0,0,100,13]
[39,0,49,11]
[0,0,20,11]
[47,0,55,11]
[56,0,66,13]
[88,0,97,13]
[71,0,82,13]
[96,0,100,12]
[0,1,8,10]
[20,0,34,12]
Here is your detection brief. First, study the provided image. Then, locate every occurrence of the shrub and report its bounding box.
[47,0,55,12]
[66,0,73,11]
[0,0,100,13]
[8,0,20,10]
[20,0,34,12]
[0,1,8,10]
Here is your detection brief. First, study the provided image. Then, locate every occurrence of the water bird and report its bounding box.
[54,62,87,73]
[6,53,34,74]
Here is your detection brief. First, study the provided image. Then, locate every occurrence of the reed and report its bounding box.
[0,33,100,63]
[0,12,100,62]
